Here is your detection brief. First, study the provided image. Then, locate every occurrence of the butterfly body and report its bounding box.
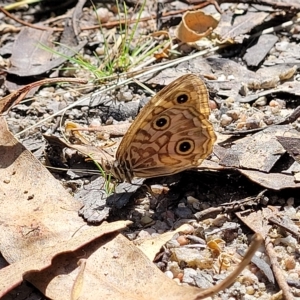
[104,74,216,182]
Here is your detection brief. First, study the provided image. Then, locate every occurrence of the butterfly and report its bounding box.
[102,74,216,182]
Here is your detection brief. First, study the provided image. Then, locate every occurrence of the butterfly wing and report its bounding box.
[115,74,216,180]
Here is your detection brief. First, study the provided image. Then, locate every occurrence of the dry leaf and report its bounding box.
[175,10,218,43]
[214,11,269,41]
[7,27,86,77]
[277,136,300,164]
[23,233,202,300]
[136,224,192,261]
[0,222,131,298]
[0,116,131,296]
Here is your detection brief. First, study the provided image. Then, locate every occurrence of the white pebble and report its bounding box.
[220,114,233,127]
[95,7,110,23]
[253,96,267,106]
[90,119,101,127]
[165,271,174,279]
[275,41,289,52]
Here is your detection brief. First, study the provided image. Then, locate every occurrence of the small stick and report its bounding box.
[265,237,294,300]
[0,7,63,31]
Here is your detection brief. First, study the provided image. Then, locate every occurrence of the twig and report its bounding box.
[265,237,295,300]
[0,6,63,32]
[268,217,300,239]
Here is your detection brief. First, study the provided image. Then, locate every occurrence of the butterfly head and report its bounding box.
[102,159,133,183]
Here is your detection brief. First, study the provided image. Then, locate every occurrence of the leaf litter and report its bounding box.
[1,1,300,299]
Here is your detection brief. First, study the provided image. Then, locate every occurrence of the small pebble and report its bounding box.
[217,74,227,81]
[209,100,217,110]
[284,256,296,270]
[166,239,181,248]
[263,115,275,125]
[253,96,267,106]
[226,109,240,120]
[220,114,233,127]
[171,247,213,269]
[236,121,246,129]
[3,177,10,184]
[287,272,299,281]
[269,99,285,109]
[275,41,289,52]
[137,230,151,239]
[177,235,189,246]
[61,68,76,77]
[269,100,279,107]
[239,83,249,96]
[224,97,235,107]
[182,268,197,285]
[95,7,110,22]
[176,272,184,281]
[261,196,269,205]
[258,282,266,292]
[122,91,133,102]
[177,224,194,234]
[81,106,89,112]
[174,206,193,219]
[95,47,105,56]
[277,99,286,108]
[245,117,260,129]
[168,261,182,277]
[187,196,201,210]
[140,216,154,226]
[165,271,174,279]
[271,106,280,114]
[245,286,255,295]
[126,232,137,240]
[150,184,168,194]
[90,119,101,127]
[287,197,294,206]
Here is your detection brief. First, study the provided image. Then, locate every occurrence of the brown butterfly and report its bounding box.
[102,74,216,182]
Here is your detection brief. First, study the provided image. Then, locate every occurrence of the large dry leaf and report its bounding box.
[215,11,269,41]
[28,233,202,300]
[243,34,278,67]
[0,117,87,263]
[0,117,130,297]
[7,27,86,77]
[0,221,131,298]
